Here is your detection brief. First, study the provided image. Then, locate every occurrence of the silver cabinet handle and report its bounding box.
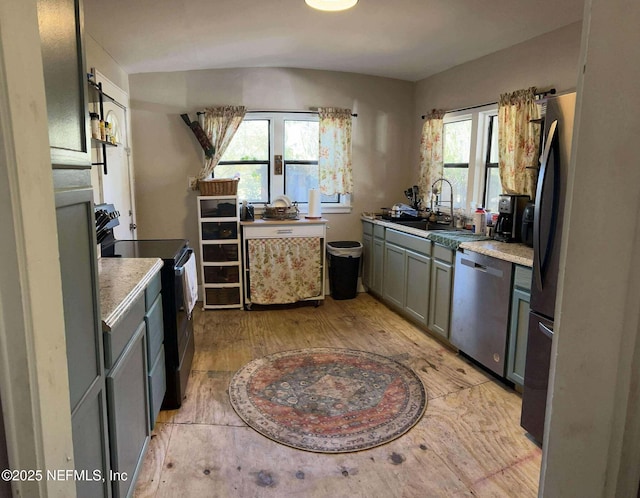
[538,321,554,338]
[276,229,293,234]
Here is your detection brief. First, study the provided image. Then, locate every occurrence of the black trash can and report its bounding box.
[327,241,363,300]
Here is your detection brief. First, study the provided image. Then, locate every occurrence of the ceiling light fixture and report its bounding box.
[305,0,358,12]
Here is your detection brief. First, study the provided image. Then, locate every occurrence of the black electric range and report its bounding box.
[96,205,195,409]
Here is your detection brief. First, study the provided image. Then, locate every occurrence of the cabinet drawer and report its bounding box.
[243,224,324,239]
[145,294,164,367]
[144,272,162,310]
[374,224,385,238]
[432,243,454,263]
[104,295,145,370]
[362,221,373,235]
[201,221,238,240]
[205,287,241,306]
[514,265,533,292]
[148,347,166,429]
[202,243,239,262]
[386,229,430,256]
[204,265,240,284]
[199,197,237,218]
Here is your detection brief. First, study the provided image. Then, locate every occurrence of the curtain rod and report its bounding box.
[420,88,556,119]
[196,109,358,117]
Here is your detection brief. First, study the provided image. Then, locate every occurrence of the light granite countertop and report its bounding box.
[98,257,164,332]
[458,240,534,267]
[362,215,533,267]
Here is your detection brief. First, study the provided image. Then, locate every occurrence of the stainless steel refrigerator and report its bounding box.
[520,92,576,444]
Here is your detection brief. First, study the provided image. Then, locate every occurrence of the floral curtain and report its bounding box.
[418,109,446,206]
[248,237,322,305]
[318,107,353,195]
[498,88,541,198]
[197,105,246,181]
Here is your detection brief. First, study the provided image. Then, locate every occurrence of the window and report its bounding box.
[443,119,472,210]
[215,120,270,203]
[441,105,498,215]
[215,112,349,212]
[483,115,501,213]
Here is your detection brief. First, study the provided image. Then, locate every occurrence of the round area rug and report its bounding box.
[228,348,427,453]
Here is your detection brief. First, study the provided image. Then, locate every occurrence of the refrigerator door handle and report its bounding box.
[534,120,558,290]
[538,321,554,339]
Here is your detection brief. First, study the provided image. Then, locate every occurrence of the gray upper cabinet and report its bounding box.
[37,0,91,167]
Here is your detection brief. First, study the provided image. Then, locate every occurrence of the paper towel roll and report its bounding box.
[307,189,322,218]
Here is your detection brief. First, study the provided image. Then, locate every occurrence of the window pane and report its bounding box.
[284,120,319,161]
[489,116,499,164]
[214,163,269,203]
[285,163,338,203]
[442,167,468,210]
[484,167,501,213]
[220,120,269,161]
[443,120,472,164]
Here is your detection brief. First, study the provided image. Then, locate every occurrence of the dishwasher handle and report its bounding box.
[459,256,504,278]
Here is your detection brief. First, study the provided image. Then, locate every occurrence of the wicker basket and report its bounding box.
[198,178,239,196]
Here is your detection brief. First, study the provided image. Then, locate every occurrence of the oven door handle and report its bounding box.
[175,249,194,276]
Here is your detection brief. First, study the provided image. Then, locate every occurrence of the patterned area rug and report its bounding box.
[229,348,427,453]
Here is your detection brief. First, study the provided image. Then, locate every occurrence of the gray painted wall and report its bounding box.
[128,67,415,254]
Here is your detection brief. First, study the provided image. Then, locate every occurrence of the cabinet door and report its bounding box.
[71,382,111,498]
[429,259,453,339]
[372,237,384,296]
[507,288,531,386]
[37,0,91,167]
[404,250,431,325]
[55,185,103,411]
[361,233,372,289]
[383,242,405,309]
[107,323,149,498]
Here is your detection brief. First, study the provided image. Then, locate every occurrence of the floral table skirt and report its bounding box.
[248,237,322,304]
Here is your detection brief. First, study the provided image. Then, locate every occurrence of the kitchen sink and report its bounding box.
[387,219,458,231]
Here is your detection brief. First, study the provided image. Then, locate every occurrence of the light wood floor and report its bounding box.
[133,294,541,498]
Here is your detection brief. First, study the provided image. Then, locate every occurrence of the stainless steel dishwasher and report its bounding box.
[450,250,513,376]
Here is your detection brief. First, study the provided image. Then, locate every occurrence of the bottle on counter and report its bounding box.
[99,119,106,141]
[473,207,487,234]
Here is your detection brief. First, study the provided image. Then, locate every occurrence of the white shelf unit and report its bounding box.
[197,195,243,309]
[242,220,327,309]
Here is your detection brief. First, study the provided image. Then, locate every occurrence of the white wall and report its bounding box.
[413,22,583,178]
[128,67,415,254]
[542,0,640,495]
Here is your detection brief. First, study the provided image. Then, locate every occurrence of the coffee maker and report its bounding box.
[494,194,530,243]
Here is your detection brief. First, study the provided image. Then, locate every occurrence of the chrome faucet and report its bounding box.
[430,178,454,227]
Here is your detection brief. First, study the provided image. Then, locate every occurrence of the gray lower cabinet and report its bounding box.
[428,244,455,339]
[106,322,149,498]
[383,242,406,308]
[55,179,111,498]
[362,220,384,296]
[362,227,373,289]
[507,265,533,386]
[382,229,431,326]
[405,250,431,324]
[144,274,166,429]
